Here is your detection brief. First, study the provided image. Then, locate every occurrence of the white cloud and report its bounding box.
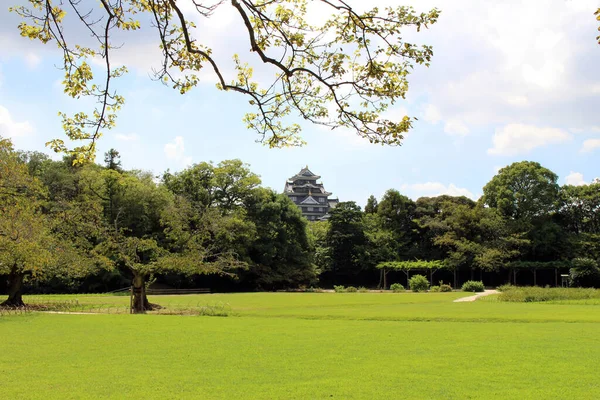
[114,133,139,142]
[488,124,572,156]
[443,118,470,136]
[0,105,34,138]
[24,53,41,69]
[164,136,192,166]
[422,104,441,124]
[564,172,586,186]
[581,138,600,153]
[401,182,476,200]
[505,95,529,107]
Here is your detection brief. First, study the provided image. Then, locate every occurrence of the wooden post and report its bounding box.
[406,270,410,288]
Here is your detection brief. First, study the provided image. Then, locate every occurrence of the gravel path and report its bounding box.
[453,289,499,302]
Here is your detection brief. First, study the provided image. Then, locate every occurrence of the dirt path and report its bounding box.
[453,289,499,302]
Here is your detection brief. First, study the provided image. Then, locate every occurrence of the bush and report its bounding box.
[429,285,440,292]
[345,286,358,293]
[305,287,323,293]
[497,284,514,292]
[462,281,485,292]
[570,258,600,288]
[390,283,404,292]
[358,286,368,293]
[409,275,429,292]
[439,284,453,292]
[498,286,600,302]
[333,285,345,293]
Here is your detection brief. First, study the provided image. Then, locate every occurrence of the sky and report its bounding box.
[1,0,599,207]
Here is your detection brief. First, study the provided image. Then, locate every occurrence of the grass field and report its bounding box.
[1,292,599,399]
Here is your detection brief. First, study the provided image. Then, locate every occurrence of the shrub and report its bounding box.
[498,286,600,302]
[497,284,514,292]
[306,287,323,293]
[570,258,600,288]
[333,285,345,293]
[429,285,440,292]
[345,286,358,293]
[358,286,368,293]
[409,275,429,292]
[462,281,485,292]
[439,284,453,292]
[390,283,404,292]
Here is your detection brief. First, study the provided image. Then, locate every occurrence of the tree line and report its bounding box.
[2,137,600,312]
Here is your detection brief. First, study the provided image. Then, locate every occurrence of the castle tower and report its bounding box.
[283,166,338,221]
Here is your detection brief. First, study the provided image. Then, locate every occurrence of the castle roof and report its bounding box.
[291,165,321,180]
[300,196,320,205]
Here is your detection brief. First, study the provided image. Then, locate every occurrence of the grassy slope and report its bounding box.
[1,293,599,399]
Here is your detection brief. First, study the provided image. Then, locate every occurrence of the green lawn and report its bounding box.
[1,292,599,399]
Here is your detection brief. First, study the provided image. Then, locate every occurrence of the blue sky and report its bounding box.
[1,0,599,206]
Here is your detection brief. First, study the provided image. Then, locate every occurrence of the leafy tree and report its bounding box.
[377,189,417,257]
[87,168,245,313]
[1,138,99,305]
[559,183,600,235]
[559,182,600,260]
[213,160,261,212]
[416,198,525,273]
[104,149,122,171]
[326,201,367,284]
[163,162,215,209]
[307,220,330,277]
[0,138,51,306]
[11,1,440,160]
[364,195,378,214]
[414,195,476,260]
[163,160,260,212]
[482,161,560,222]
[245,189,316,289]
[569,258,600,288]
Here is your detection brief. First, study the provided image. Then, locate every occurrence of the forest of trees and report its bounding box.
[2,137,600,311]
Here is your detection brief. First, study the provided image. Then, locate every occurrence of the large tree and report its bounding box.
[482,161,560,222]
[163,160,260,212]
[325,201,367,284]
[11,1,439,160]
[1,138,100,306]
[245,189,316,289]
[559,182,600,260]
[88,168,245,313]
[377,189,417,257]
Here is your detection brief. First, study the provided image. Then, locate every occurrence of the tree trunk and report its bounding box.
[383,269,387,290]
[453,269,457,289]
[1,271,25,307]
[131,272,153,314]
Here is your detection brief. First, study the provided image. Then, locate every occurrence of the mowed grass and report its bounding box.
[1,293,599,399]
[23,291,600,322]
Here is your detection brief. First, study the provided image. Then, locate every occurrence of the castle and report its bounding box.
[283,166,338,221]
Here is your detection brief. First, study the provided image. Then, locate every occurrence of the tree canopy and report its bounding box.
[11,0,440,161]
